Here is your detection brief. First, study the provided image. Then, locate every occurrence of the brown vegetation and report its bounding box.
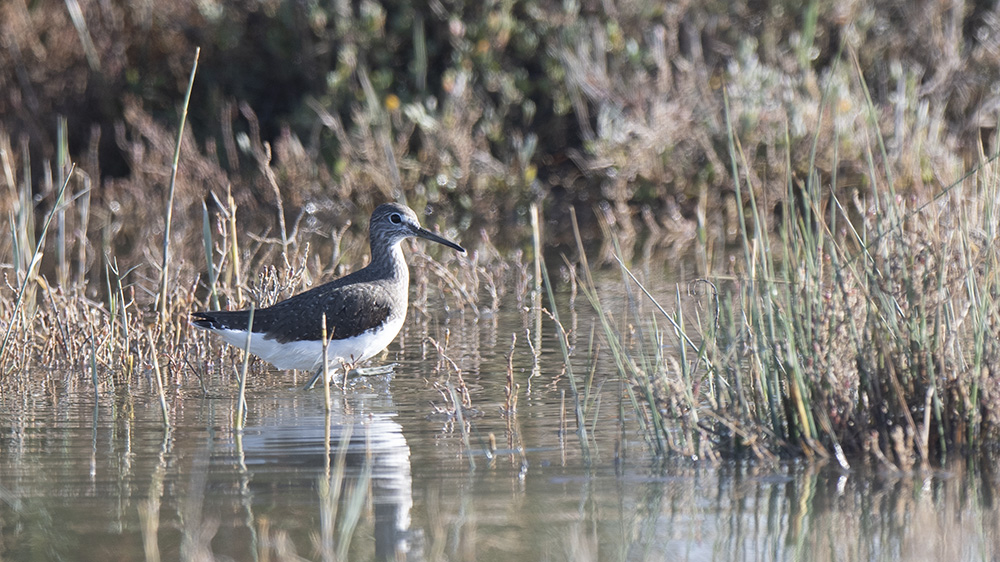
[5,0,1000,465]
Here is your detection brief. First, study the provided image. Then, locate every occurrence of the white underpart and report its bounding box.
[205,313,406,372]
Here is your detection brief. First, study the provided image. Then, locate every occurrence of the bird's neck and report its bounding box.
[369,240,409,283]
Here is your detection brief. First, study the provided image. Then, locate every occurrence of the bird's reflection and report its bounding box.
[237,392,417,561]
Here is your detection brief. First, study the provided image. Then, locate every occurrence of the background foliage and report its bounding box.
[4,0,999,246]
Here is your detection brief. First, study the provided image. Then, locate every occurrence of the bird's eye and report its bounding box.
[389,213,402,224]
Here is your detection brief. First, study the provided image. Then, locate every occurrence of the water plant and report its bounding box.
[581,58,1000,466]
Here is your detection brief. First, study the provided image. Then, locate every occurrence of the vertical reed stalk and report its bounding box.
[89,319,99,402]
[158,47,200,327]
[201,200,220,310]
[227,185,244,305]
[530,201,542,295]
[322,313,332,411]
[75,174,91,287]
[235,304,255,431]
[56,116,69,287]
[147,328,170,428]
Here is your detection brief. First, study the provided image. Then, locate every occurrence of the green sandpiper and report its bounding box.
[191,202,465,387]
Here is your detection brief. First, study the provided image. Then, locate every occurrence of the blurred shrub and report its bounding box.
[2,0,1000,244]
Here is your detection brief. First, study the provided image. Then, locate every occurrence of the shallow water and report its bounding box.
[2,285,1000,561]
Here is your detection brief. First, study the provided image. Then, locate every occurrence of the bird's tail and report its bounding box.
[190,310,249,331]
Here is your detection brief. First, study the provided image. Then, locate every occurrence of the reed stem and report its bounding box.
[235,304,255,431]
[158,47,200,327]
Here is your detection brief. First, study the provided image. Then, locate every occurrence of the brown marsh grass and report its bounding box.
[581,67,1000,467]
[5,1,1000,469]
[4,98,1000,468]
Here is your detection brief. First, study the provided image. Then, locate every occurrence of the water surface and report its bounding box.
[2,285,999,561]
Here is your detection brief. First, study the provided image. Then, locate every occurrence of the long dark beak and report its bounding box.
[414,226,466,253]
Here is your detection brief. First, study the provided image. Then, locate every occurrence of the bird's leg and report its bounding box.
[302,358,356,390]
[302,363,345,390]
[303,362,398,390]
[302,367,325,390]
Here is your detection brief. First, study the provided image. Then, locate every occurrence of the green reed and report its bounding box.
[712,67,1000,464]
[573,206,719,458]
[534,203,591,463]
[572,60,1000,465]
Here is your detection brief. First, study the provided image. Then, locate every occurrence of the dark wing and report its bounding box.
[191,281,396,343]
[262,282,395,342]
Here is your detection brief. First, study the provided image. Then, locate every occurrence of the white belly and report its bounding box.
[208,314,406,372]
